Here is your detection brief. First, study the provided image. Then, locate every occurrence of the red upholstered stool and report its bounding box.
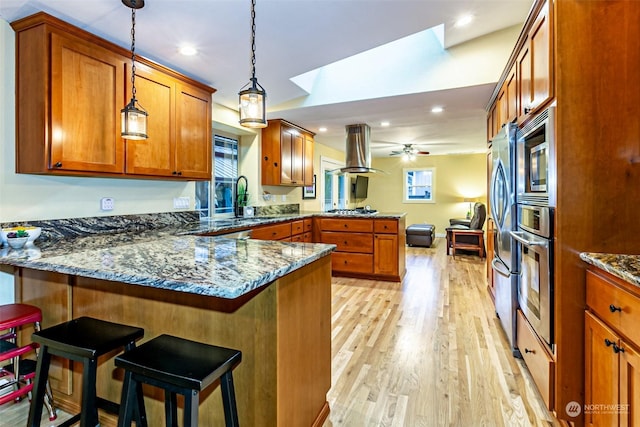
[0,303,56,420]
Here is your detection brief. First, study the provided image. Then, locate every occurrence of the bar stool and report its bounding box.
[28,316,145,427]
[0,303,56,420]
[116,334,242,427]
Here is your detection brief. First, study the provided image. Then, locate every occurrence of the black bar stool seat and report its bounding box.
[115,334,242,427]
[28,316,145,427]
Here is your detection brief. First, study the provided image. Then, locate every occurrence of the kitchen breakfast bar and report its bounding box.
[0,216,335,426]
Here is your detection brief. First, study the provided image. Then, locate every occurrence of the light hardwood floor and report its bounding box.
[323,240,560,427]
[2,238,560,426]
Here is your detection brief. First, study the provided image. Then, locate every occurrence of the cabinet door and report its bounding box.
[303,134,314,186]
[174,83,212,179]
[585,311,619,427]
[530,0,552,112]
[50,32,126,173]
[620,341,640,427]
[280,126,295,184]
[505,64,517,124]
[517,39,532,122]
[125,63,175,176]
[374,234,398,276]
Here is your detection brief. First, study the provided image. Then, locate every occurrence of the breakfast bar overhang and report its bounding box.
[2,233,335,426]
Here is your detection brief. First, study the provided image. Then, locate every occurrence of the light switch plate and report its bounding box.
[173,197,190,209]
[100,197,114,211]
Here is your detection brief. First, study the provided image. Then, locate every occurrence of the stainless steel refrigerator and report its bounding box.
[489,123,520,357]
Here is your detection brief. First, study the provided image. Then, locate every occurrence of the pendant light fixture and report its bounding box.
[121,0,148,140]
[238,0,267,128]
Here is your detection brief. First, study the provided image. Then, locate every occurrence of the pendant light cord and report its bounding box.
[250,0,257,80]
[130,8,137,99]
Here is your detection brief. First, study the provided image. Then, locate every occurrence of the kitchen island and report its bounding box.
[0,218,335,427]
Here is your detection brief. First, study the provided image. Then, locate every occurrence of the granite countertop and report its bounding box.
[0,213,336,300]
[580,253,640,288]
[0,210,409,299]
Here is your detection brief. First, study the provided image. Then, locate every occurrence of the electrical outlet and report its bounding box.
[100,197,114,211]
[173,197,190,209]
[281,195,287,201]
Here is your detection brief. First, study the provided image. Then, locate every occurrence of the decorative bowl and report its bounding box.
[1,227,41,246]
[7,236,28,249]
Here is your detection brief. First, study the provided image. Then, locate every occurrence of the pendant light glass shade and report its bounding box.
[239,77,266,128]
[121,99,148,140]
[239,0,267,128]
[121,1,148,140]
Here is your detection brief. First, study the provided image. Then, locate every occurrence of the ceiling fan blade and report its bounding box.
[416,151,430,155]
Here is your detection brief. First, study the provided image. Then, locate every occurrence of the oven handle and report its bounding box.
[491,258,511,278]
[509,230,549,248]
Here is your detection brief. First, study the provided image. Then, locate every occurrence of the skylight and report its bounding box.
[289,24,445,105]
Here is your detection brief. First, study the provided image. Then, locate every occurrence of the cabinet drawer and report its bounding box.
[303,218,313,232]
[291,220,305,235]
[331,252,373,274]
[251,222,291,240]
[374,219,397,234]
[291,233,304,243]
[516,310,554,410]
[321,232,373,253]
[320,218,373,233]
[586,270,640,344]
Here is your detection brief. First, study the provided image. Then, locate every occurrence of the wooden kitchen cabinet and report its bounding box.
[517,0,552,122]
[373,219,398,277]
[585,268,640,427]
[251,222,292,241]
[126,67,212,179]
[517,310,554,411]
[11,12,214,181]
[318,217,405,282]
[14,22,127,175]
[262,119,315,186]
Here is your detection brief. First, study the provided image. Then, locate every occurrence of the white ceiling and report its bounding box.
[0,0,533,157]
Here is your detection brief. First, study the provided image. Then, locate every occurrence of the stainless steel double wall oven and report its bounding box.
[514,106,556,349]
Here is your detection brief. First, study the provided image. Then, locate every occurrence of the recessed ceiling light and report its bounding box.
[455,14,473,27]
[319,127,327,132]
[431,106,444,113]
[380,121,390,127]
[179,45,198,56]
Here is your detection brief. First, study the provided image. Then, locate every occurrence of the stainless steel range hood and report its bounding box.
[338,124,385,174]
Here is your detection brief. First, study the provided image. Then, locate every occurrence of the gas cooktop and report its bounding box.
[326,209,378,215]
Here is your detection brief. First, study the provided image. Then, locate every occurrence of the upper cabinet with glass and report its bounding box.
[11,12,215,181]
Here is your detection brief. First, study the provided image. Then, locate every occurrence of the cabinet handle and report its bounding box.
[344,224,348,228]
[54,162,62,168]
[524,107,532,114]
[343,241,348,245]
[604,338,615,347]
[172,171,178,175]
[274,162,278,167]
[524,348,534,354]
[609,304,622,313]
[264,156,268,161]
[614,344,625,354]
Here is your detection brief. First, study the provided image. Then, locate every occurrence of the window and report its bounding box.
[195,134,239,218]
[403,168,435,203]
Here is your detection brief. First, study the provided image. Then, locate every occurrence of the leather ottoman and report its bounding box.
[406,224,435,247]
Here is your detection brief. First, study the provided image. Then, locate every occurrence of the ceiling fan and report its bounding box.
[389,144,429,160]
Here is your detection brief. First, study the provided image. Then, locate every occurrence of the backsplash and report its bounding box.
[0,211,200,243]
[254,204,300,216]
